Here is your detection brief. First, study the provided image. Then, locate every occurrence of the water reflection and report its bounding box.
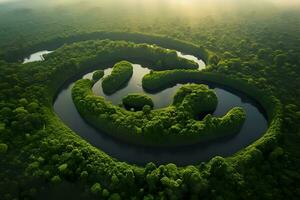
[54,64,267,166]
[23,50,53,64]
[23,50,268,166]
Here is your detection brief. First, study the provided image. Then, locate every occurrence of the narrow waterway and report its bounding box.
[24,49,268,166]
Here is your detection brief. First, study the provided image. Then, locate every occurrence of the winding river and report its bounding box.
[24,50,268,166]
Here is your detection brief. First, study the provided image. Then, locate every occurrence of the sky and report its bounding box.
[269,0,300,6]
[0,0,299,5]
[0,0,299,11]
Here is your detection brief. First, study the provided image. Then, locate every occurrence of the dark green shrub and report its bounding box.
[90,183,102,195]
[122,93,154,111]
[173,84,218,116]
[92,70,104,81]
[51,175,61,185]
[0,143,8,154]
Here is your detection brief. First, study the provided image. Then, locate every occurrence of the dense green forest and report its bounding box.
[73,72,245,146]
[0,0,300,199]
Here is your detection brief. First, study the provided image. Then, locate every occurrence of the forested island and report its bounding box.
[102,61,133,94]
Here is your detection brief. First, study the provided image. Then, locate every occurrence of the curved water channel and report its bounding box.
[24,50,268,166]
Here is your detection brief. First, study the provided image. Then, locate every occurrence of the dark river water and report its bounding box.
[24,50,268,166]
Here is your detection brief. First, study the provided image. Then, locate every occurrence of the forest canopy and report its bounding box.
[0,0,299,199]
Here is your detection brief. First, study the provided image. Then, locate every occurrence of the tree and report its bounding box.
[274,54,288,66]
[209,156,228,177]
[0,143,8,154]
[90,183,102,195]
[209,54,220,65]
[142,105,152,115]
[92,70,104,81]
[109,193,121,200]
[51,175,61,185]
[58,163,68,175]
[146,169,161,192]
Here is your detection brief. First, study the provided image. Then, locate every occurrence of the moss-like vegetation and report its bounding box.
[122,93,154,111]
[102,61,133,94]
[72,79,246,146]
[0,143,8,154]
[92,70,104,81]
[173,84,218,117]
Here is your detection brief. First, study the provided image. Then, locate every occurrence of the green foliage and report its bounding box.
[209,156,228,177]
[92,70,104,81]
[0,12,298,199]
[173,83,218,116]
[122,93,154,111]
[142,69,284,154]
[142,105,152,115]
[51,175,62,185]
[72,77,246,146]
[109,193,121,200]
[102,61,133,94]
[102,189,110,197]
[80,170,88,178]
[58,163,68,174]
[274,54,288,67]
[90,183,102,195]
[0,143,8,154]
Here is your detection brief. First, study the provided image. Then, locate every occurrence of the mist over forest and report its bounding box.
[0,0,299,199]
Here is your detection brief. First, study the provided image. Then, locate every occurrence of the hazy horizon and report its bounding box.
[1,0,299,22]
[1,0,300,7]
